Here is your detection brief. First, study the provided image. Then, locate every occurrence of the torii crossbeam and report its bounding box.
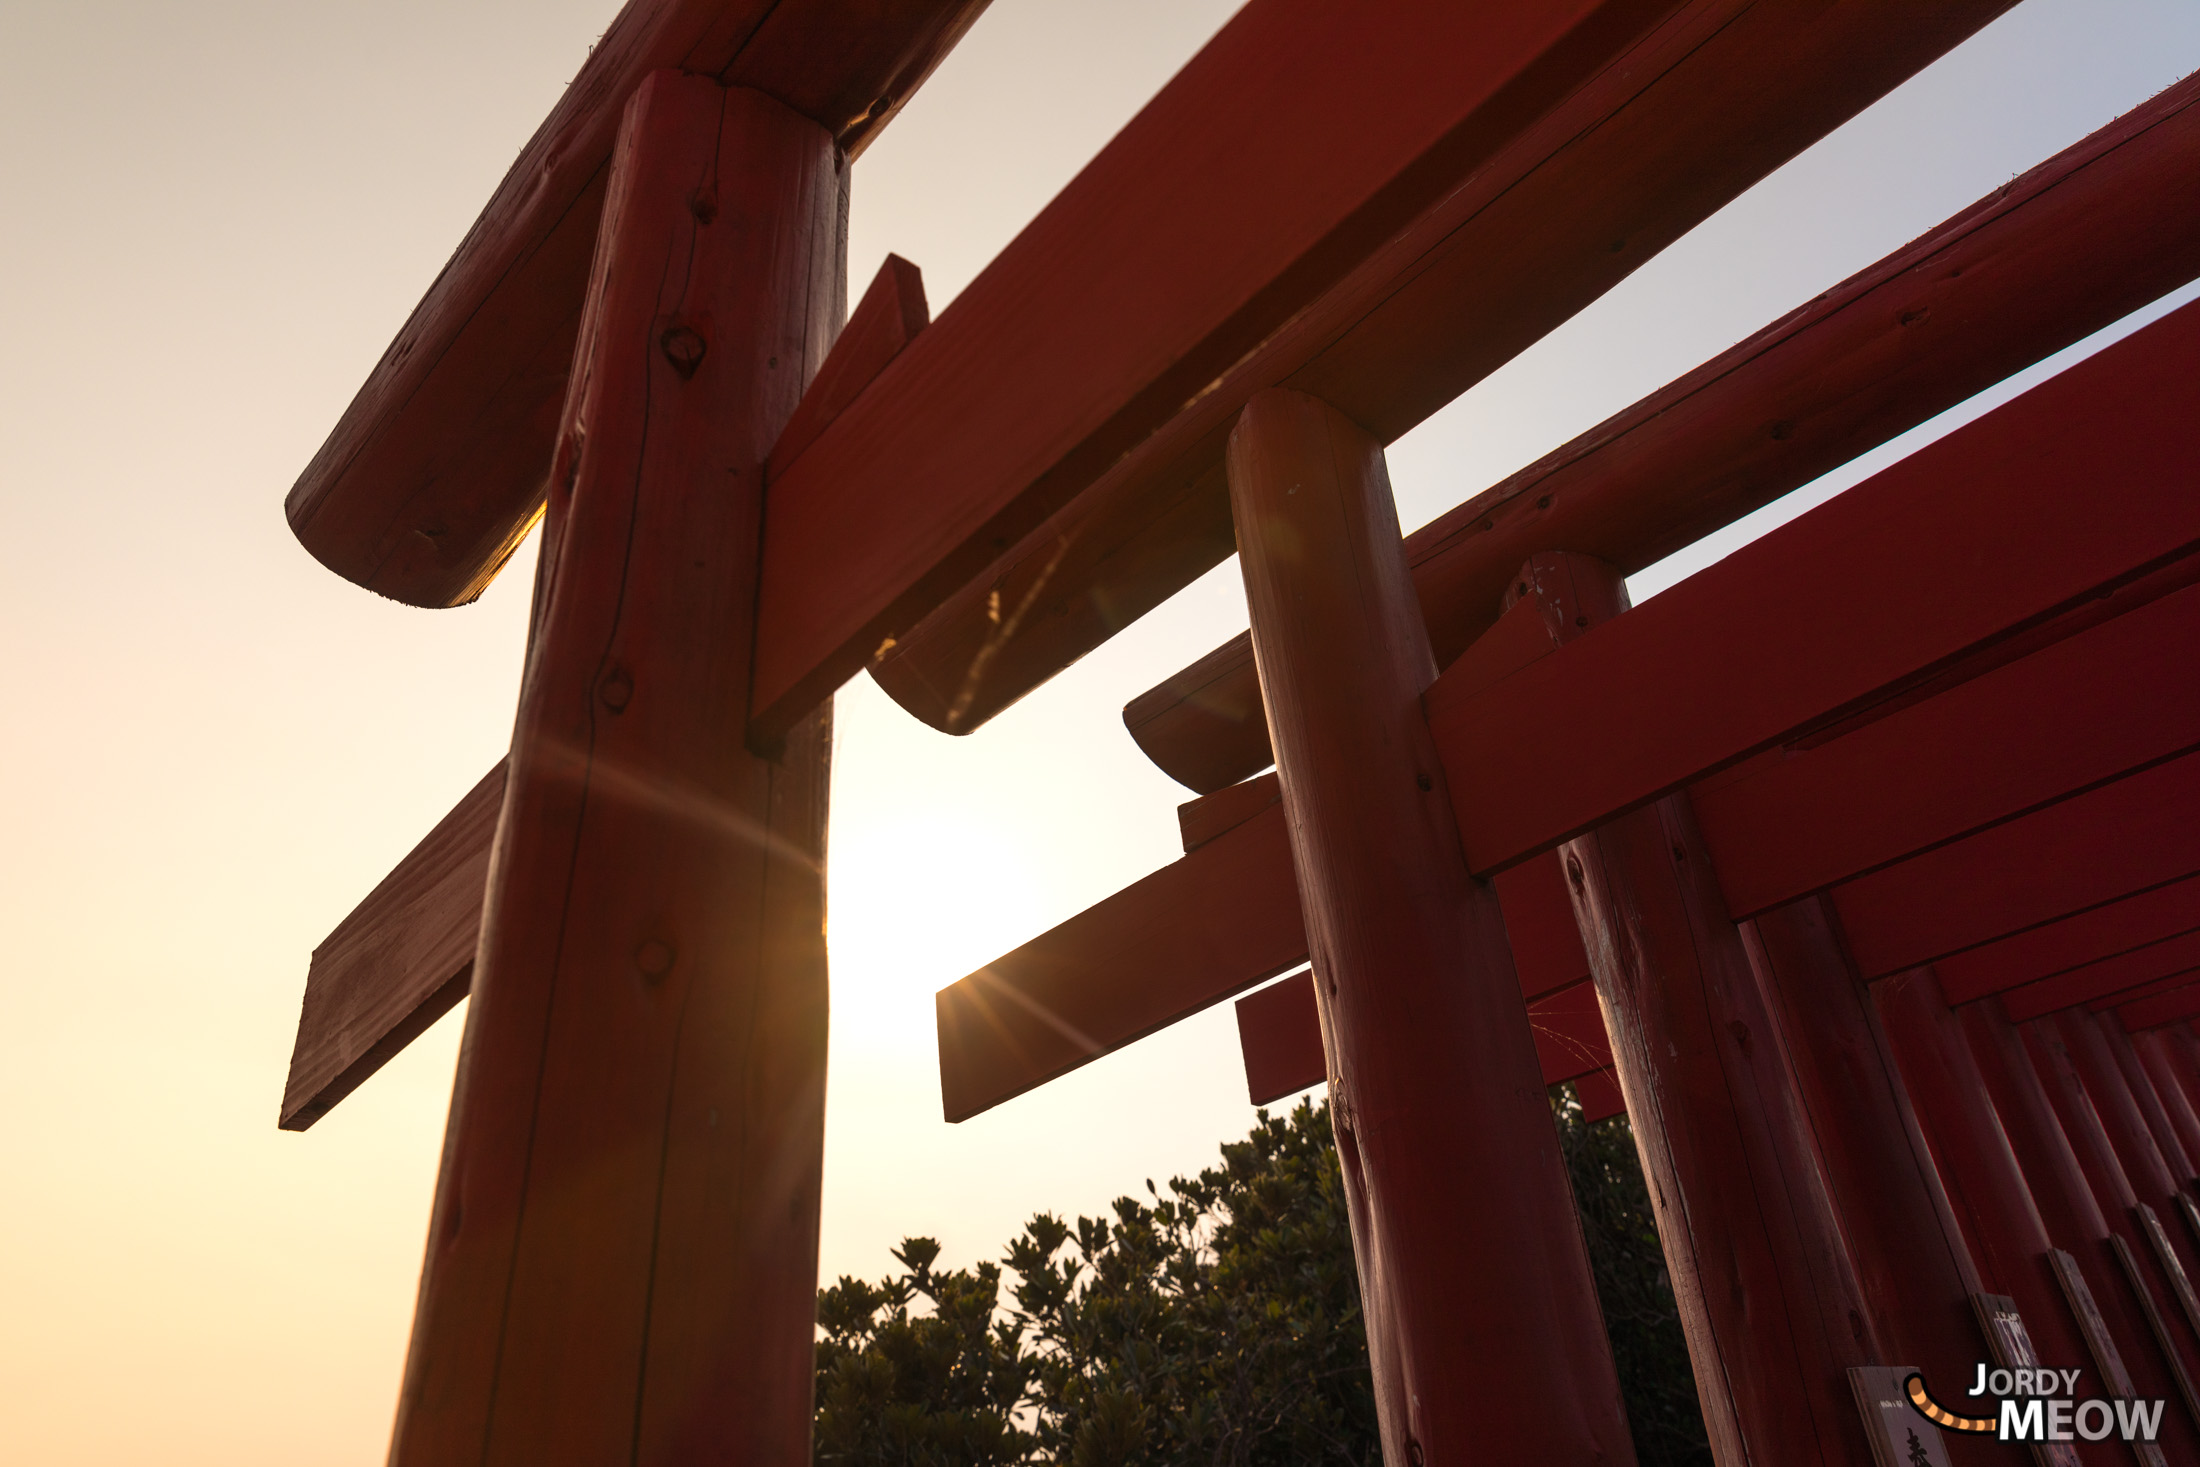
[281,1,2200,1464]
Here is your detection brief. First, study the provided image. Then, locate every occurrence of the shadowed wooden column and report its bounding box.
[1745,906,2029,1467]
[1961,998,2200,1449]
[2055,1009,2200,1281]
[2100,1011,2200,1192]
[390,74,843,1467]
[2133,1027,2200,1185]
[1522,554,1875,1465]
[1227,390,1635,1466]
[2022,1015,2200,1404]
[1878,969,2172,1465]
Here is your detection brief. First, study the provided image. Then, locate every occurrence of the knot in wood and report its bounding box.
[599,668,633,712]
[660,324,708,378]
[634,940,676,982]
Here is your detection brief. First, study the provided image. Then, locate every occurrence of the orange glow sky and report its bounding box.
[3,2,2198,1461]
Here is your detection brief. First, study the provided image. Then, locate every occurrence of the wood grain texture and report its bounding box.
[1937,878,2200,1006]
[281,761,503,1130]
[1124,68,2200,793]
[748,0,1681,738]
[1540,550,1878,1466]
[1694,574,2200,919]
[1863,965,2113,1467]
[286,0,987,608]
[1742,898,2028,1448]
[1834,753,2200,981]
[765,251,926,479]
[1230,389,1633,1464]
[880,0,2019,753]
[1955,996,2200,1438]
[934,796,1305,1124]
[2026,1016,2200,1377]
[388,78,841,1467]
[1427,297,2200,875]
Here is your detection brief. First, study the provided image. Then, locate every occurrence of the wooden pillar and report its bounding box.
[2103,1012,2200,1190]
[1227,390,1635,1466]
[1502,554,1876,1464]
[2054,1010,2200,1280]
[2133,1027,2200,1187]
[2023,1014,2200,1413]
[390,75,843,1467]
[1746,905,2032,1466]
[1879,969,2177,1463]
[2168,1027,2200,1115]
[1962,994,2200,1451]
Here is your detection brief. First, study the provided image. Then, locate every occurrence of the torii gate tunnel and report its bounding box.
[277,2,2200,1463]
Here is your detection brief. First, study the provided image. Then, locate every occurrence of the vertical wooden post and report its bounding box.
[1525,555,1877,1464]
[2023,1015,2200,1401]
[2101,1012,2200,1190]
[2053,1010,2200,1278]
[1877,969,2172,1464]
[1964,997,2200,1435]
[1227,391,1636,1466]
[1745,902,2028,1466]
[2133,1027,2200,1185]
[390,74,844,1467]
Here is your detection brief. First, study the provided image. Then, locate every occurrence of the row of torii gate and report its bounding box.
[274,1,2200,1463]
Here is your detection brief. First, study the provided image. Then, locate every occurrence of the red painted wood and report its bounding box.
[2058,1010,2200,1281]
[1936,980,2191,1451]
[1574,1067,1626,1124]
[1237,970,1621,1110]
[2125,984,2200,1034]
[1519,538,1869,1464]
[1745,901,2031,1461]
[933,795,1305,1123]
[281,759,503,1130]
[1999,934,2200,1022]
[1235,969,1323,1107]
[886,0,2022,750]
[1565,792,1877,1464]
[765,253,927,479]
[1938,879,2200,1005]
[285,0,987,609]
[1426,298,2200,875]
[754,0,1682,739]
[1121,70,2200,792]
[1231,389,1633,1463]
[1836,753,2200,979]
[1176,771,1281,854]
[2092,970,2200,1015]
[2103,1012,2200,1190]
[388,78,841,1467]
[1695,576,2200,918]
[1870,969,2126,1466]
[1494,852,1592,1000]
[1525,978,1613,1086]
[2166,1028,2200,1117]
[2136,1027,2200,1188]
[2024,1015,2200,1395]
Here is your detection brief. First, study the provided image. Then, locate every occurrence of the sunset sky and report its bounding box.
[4,1,2199,1462]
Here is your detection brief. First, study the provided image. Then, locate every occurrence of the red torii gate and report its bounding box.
[277,2,2200,1465]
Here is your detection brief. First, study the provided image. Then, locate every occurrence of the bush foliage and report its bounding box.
[814,1091,1708,1466]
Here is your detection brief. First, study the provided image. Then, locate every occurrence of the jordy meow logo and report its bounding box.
[1908,1365,2165,1443]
